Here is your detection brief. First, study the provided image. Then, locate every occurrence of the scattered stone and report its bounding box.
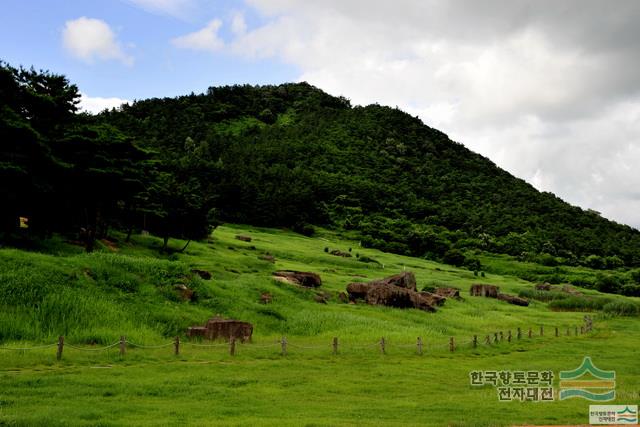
[497,293,530,307]
[191,269,212,280]
[174,284,194,301]
[258,254,276,263]
[338,292,349,303]
[329,249,352,258]
[235,235,252,242]
[535,283,552,291]
[187,316,253,342]
[314,292,330,304]
[561,284,583,296]
[419,291,447,306]
[273,270,322,288]
[260,292,273,304]
[435,287,461,299]
[470,284,500,298]
[346,282,370,301]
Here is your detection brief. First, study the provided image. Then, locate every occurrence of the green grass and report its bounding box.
[0,224,639,426]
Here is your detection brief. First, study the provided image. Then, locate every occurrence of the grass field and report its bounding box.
[0,225,639,426]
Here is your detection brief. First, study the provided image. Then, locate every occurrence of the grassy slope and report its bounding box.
[0,225,639,426]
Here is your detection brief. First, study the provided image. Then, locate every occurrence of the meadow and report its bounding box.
[0,225,639,426]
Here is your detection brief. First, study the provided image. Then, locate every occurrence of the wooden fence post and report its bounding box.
[528,328,532,339]
[499,331,504,341]
[119,335,126,356]
[507,331,512,343]
[494,332,499,344]
[417,337,423,355]
[555,327,559,337]
[485,335,491,345]
[174,336,180,356]
[517,327,522,339]
[281,336,287,356]
[56,336,64,361]
[575,326,578,336]
[230,338,236,356]
[380,337,386,355]
[540,325,544,337]
[472,335,478,349]
[449,337,455,352]
[566,327,570,336]
[333,337,338,355]
[581,326,584,335]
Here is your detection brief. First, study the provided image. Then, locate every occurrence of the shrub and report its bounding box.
[442,249,465,267]
[463,257,482,272]
[358,256,380,264]
[602,301,640,317]
[596,275,623,294]
[324,247,329,253]
[293,223,315,236]
[621,284,640,297]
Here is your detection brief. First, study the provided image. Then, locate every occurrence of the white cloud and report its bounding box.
[62,17,133,66]
[171,19,224,53]
[124,0,196,19]
[230,11,247,36]
[226,0,640,228]
[78,93,130,114]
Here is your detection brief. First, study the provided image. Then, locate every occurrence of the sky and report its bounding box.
[2,0,640,229]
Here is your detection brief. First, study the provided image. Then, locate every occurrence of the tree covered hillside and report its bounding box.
[2,62,640,268]
[100,83,640,267]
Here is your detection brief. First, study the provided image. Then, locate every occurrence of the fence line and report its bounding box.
[0,319,593,361]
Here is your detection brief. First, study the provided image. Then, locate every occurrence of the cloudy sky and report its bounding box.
[2,0,640,228]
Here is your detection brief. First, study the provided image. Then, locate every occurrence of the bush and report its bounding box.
[596,275,623,294]
[293,223,315,236]
[463,257,482,272]
[358,256,380,264]
[324,247,329,253]
[442,249,465,267]
[602,301,640,317]
[621,284,640,297]
[584,255,606,270]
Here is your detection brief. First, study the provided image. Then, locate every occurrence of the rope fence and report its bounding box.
[0,318,594,361]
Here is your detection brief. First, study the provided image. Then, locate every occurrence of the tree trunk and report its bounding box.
[162,235,169,252]
[178,239,191,253]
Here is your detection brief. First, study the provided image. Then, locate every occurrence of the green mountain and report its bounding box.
[100,82,640,267]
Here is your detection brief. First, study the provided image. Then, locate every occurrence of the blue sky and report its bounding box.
[0,0,297,102]
[2,0,640,228]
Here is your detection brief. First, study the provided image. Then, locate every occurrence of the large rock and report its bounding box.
[346,282,369,301]
[497,293,530,307]
[346,272,436,312]
[368,272,417,291]
[273,270,322,287]
[187,317,253,342]
[329,249,352,258]
[535,283,552,291]
[191,269,212,280]
[435,287,460,298]
[204,317,253,342]
[235,235,252,242]
[470,284,499,298]
[419,291,447,306]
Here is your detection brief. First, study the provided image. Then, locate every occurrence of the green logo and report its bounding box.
[559,357,615,401]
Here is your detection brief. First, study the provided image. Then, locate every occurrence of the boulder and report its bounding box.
[174,284,194,301]
[273,270,322,287]
[204,317,253,342]
[314,292,330,304]
[235,235,252,242]
[346,282,369,301]
[259,292,272,304]
[435,287,460,298]
[470,284,499,298]
[535,283,552,291]
[259,254,276,263]
[368,271,417,291]
[419,291,447,306]
[191,269,212,280]
[186,326,207,338]
[338,292,349,303]
[497,293,530,307]
[329,249,352,258]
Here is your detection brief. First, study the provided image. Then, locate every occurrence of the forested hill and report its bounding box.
[99,82,640,267]
[2,62,639,267]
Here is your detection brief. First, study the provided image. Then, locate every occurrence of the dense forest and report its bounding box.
[3,62,640,272]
